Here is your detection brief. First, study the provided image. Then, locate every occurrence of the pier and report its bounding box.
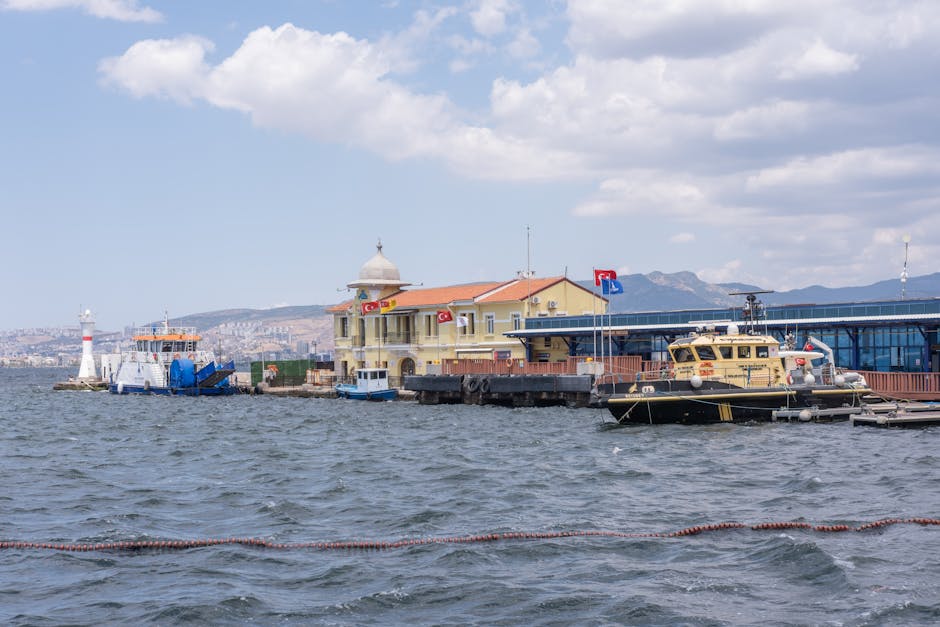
[403,374,597,407]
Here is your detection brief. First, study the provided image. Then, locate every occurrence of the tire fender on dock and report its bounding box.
[466,378,481,393]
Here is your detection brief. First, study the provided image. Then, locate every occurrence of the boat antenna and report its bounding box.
[900,234,911,300]
[728,290,774,335]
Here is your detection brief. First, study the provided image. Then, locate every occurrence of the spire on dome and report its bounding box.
[347,239,411,289]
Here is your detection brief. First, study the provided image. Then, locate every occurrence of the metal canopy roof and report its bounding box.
[505,312,940,338]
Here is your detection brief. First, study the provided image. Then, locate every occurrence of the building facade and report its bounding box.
[509,297,940,373]
[329,243,608,378]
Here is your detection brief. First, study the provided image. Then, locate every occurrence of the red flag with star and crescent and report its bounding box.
[594,269,617,286]
[360,301,380,315]
[437,310,454,323]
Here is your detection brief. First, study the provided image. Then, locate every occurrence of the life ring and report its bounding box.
[480,378,490,394]
[795,358,805,366]
[786,374,793,385]
[505,358,513,367]
[467,378,481,393]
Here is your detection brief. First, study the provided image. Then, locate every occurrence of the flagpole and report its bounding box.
[591,268,597,363]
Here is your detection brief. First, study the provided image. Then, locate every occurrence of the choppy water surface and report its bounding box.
[2,368,940,625]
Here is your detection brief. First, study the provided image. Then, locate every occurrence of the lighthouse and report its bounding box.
[77,308,98,380]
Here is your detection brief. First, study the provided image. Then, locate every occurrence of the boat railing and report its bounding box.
[132,326,198,337]
[637,363,780,388]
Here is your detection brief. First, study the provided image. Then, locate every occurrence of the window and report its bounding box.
[511,313,522,330]
[672,347,696,363]
[695,346,717,360]
[544,337,552,348]
[425,314,438,337]
[737,346,750,358]
[485,313,495,335]
[719,346,732,359]
[756,345,769,358]
[460,313,475,335]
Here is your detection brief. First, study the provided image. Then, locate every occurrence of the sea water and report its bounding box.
[2,368,940,625]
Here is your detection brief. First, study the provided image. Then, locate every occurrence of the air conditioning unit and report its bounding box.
[531,296,541,304]
[547,300,558,309]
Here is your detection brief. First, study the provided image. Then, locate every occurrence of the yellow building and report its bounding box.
[329,242,609,379]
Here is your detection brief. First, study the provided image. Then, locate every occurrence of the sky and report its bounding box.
[2,0,938,331]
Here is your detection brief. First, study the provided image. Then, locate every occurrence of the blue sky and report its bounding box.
[2,0,938,331]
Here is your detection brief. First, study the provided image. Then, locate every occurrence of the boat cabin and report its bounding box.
[132,326,200,354]
[667,326,790,387]
[354,368,391,392]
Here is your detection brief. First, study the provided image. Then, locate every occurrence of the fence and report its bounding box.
[857,370,940,400]
[441,356,642,378]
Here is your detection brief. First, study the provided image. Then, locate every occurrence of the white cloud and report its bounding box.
[470,0,514,38]
[777,38,859,80]
[669,232,695,244]
[714,100,813,141]
[698,259,743,285]
[746,146,940,190]
[2,0,161,22]
[98,36,212,103]
[100,24,583,179]
[96,3,940,290]
[507,27,539,59]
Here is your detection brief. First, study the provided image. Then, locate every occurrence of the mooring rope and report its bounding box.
[3,518,939,553]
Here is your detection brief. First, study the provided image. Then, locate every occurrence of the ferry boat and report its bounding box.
[336,368,398,401]
[601,294,871,424]
[107,317,237,396]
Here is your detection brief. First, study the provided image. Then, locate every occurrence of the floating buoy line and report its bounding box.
[2,518,939,553]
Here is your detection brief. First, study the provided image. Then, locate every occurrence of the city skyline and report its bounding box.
[2,1,937,330]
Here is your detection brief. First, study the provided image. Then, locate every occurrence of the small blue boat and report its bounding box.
[336,368,398,401]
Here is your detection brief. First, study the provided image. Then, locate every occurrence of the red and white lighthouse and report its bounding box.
[77,308,97,380]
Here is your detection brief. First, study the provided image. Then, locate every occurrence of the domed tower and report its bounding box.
[347,239,410,298]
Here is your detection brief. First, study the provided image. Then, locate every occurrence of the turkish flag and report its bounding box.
[594,269,617,286]
[361,301,379,315]
[437,309,453,323]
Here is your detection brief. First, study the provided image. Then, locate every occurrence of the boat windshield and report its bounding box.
[673,347,696,363]
[695,346,717,360]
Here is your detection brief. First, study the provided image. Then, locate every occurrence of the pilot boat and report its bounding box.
[107,317,236,396]
[601,323,871,424]
[335,368,398,400]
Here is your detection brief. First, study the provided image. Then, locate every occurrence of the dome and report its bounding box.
[347,240,410,289]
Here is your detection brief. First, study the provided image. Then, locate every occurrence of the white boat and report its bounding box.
[336,368,398,400]
[107,316,236,396]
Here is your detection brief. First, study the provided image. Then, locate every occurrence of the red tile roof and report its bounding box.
[327,276,604,312]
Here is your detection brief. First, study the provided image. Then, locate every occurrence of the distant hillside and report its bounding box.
[151,305,329,329]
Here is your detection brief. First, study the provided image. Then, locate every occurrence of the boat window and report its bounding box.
[757,345,770,358]
[719,346,732,359]
[695,346,717,360]
[737,346,750,358]
[379,371,387,379]
[672,347,695,363]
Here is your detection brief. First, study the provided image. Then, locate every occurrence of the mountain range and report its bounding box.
[587,271,940,313]
[161,271,940,330]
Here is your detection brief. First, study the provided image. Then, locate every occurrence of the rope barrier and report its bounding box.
[3,518,939,553]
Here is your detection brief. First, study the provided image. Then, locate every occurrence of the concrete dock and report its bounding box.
[851,402,940,428]
[403,374,597,407]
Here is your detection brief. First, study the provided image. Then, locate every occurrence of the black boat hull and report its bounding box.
[603,383,870,424]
